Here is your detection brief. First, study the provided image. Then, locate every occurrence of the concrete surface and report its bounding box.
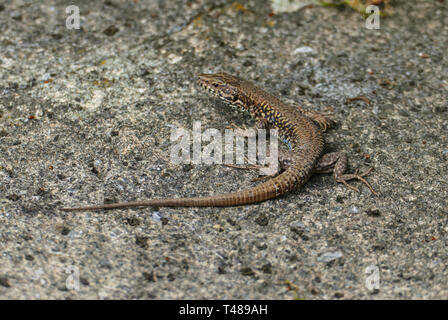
[0,0,447,299]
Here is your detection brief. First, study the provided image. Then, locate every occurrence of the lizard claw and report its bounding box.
[336,167,377,195]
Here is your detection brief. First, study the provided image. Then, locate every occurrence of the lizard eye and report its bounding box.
[222,87,236,96]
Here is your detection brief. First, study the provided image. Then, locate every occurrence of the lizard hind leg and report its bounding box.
[314,152,377,195]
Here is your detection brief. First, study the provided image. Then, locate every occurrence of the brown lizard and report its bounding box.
[61,72,375,211]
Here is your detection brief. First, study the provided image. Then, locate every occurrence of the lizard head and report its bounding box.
[198,72,248,111]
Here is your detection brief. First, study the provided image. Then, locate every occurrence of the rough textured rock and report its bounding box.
[0,0,447,299]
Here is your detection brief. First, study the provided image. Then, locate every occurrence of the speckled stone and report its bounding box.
[0,0,447,299]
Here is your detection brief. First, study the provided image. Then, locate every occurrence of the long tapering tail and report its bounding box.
[60,166,309,211]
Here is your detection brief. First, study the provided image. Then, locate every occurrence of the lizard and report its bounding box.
[61,72,375,212]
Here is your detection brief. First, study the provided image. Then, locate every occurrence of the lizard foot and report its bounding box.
[315,152,377,195]
[335,167,377,195]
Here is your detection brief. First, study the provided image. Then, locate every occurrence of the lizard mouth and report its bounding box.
[197,72,245,110]
[197,73,218,94]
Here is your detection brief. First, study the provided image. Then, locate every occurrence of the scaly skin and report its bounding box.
[61,72,374,212]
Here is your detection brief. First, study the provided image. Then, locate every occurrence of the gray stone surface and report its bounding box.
[0,0,447,299]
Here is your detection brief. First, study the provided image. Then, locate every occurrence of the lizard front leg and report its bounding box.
[295,106,334,132]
